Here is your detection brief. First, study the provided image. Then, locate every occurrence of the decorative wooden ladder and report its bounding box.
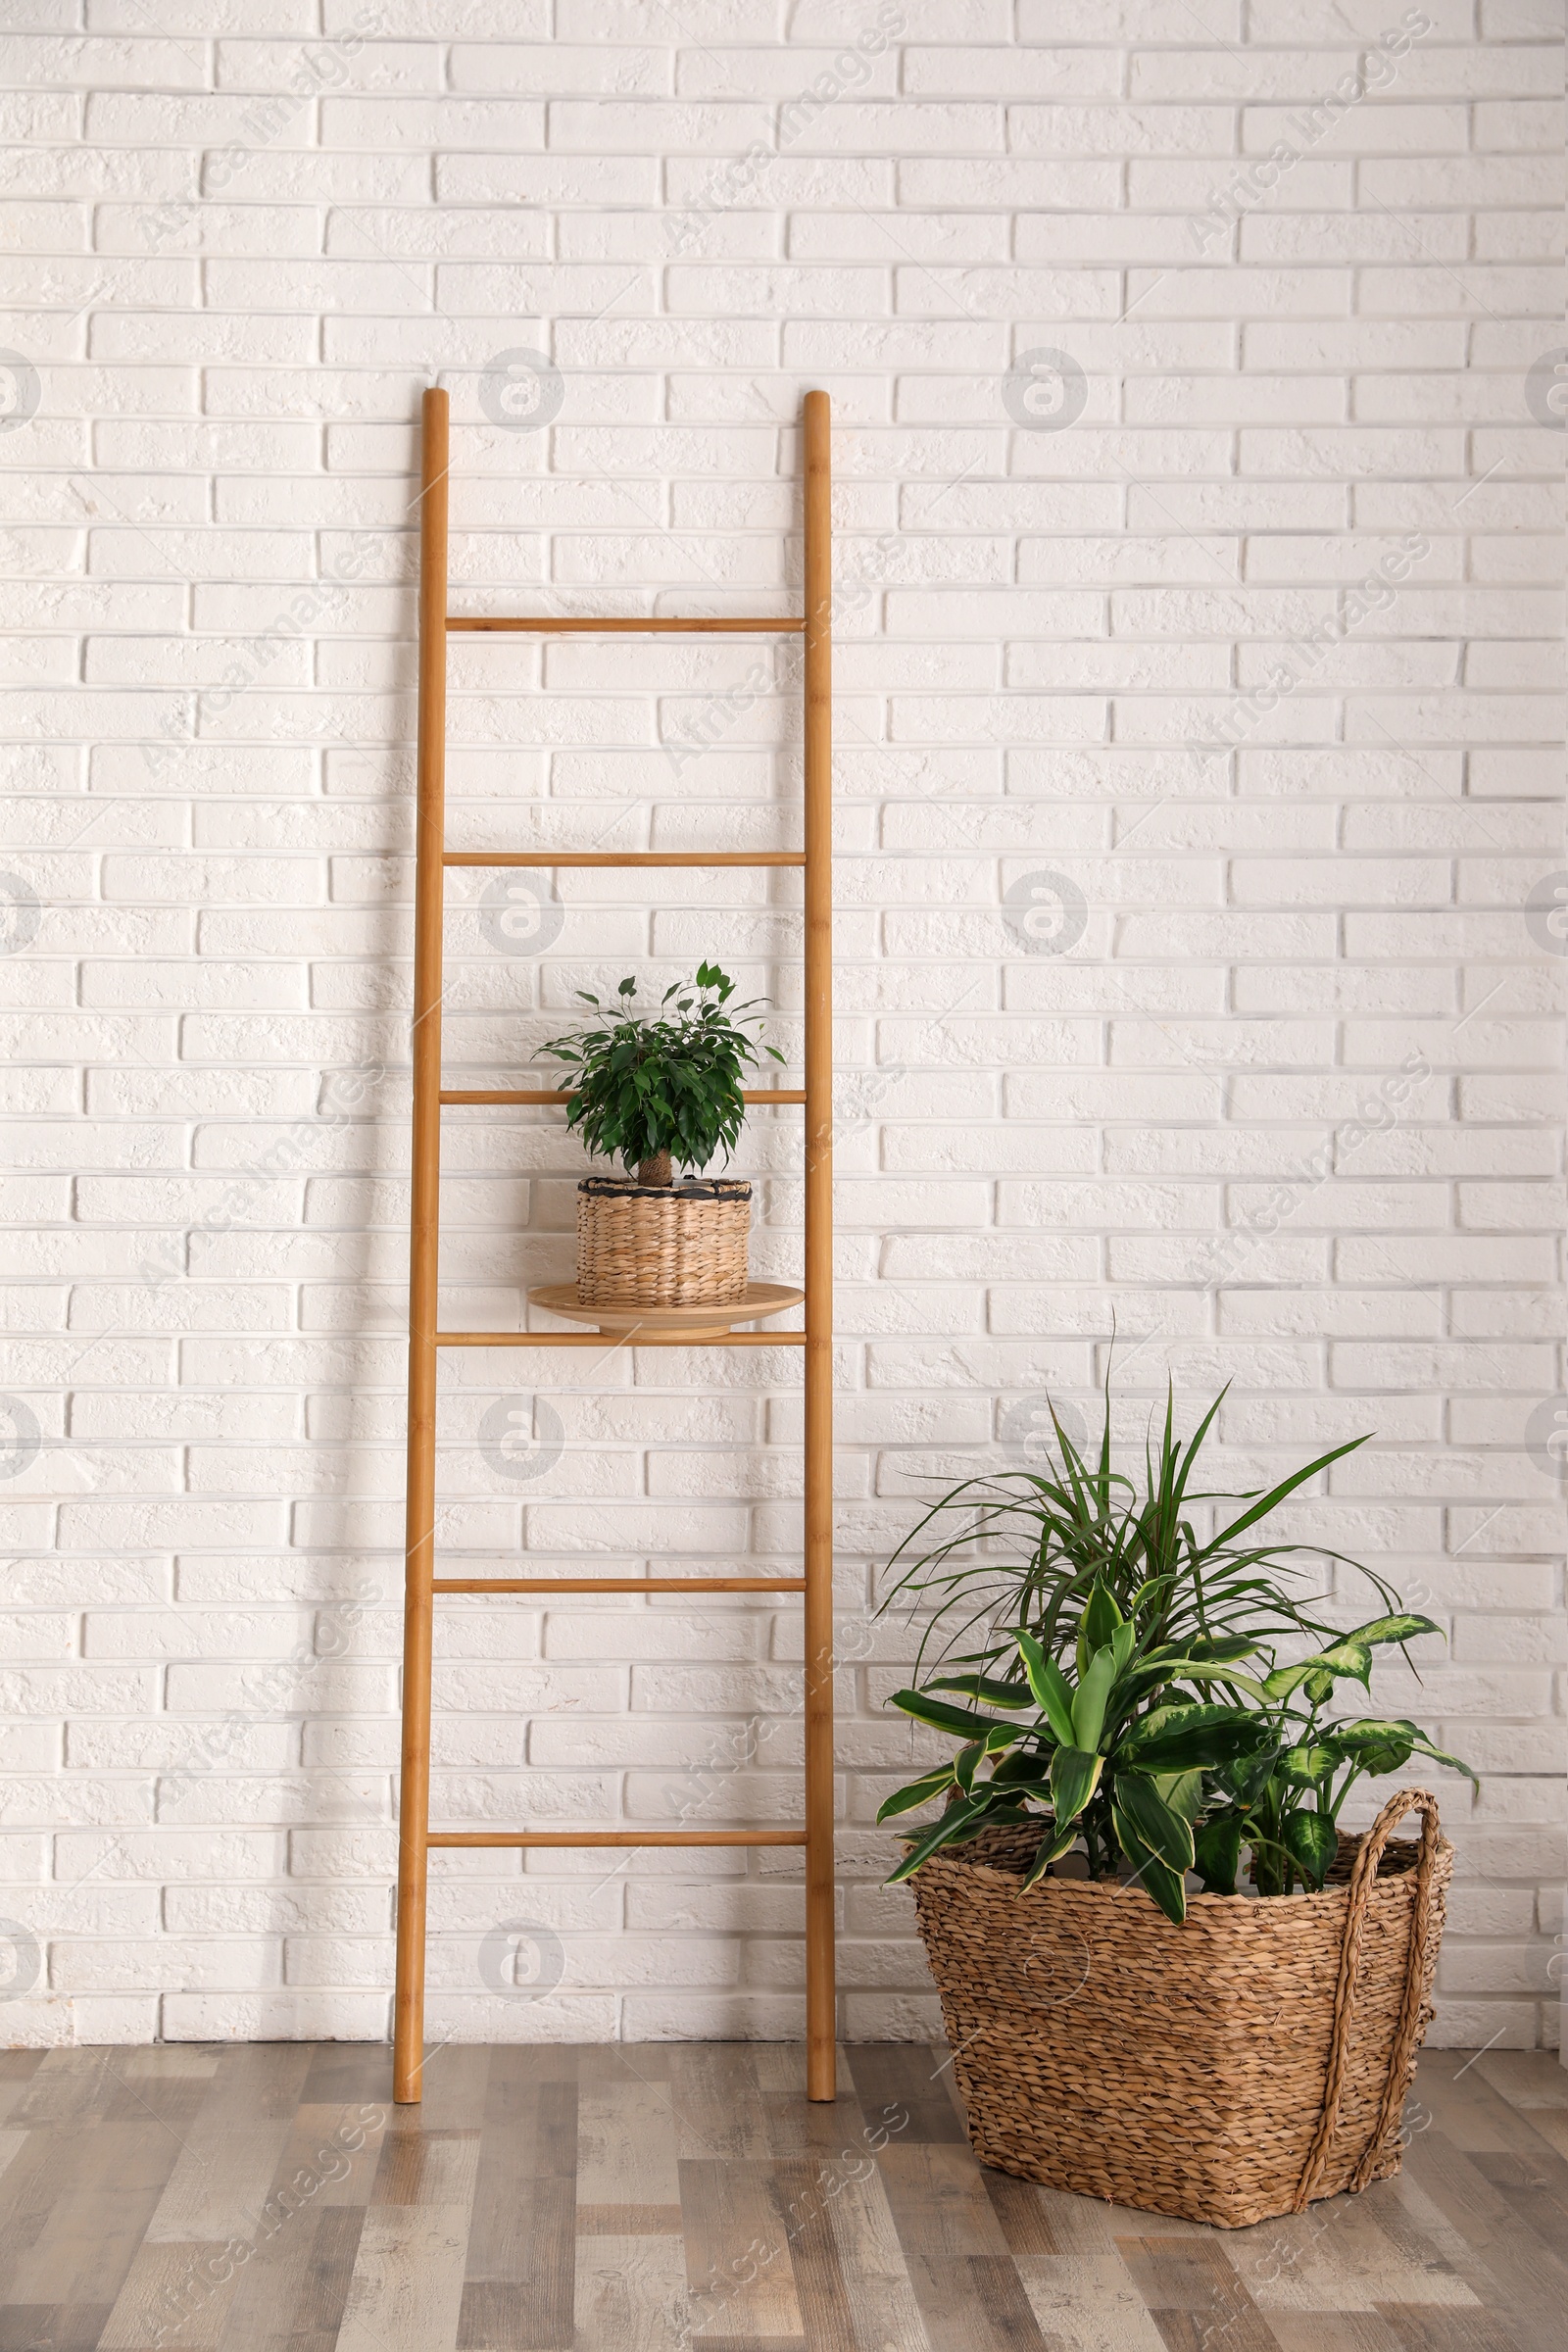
[393,387,836,2103]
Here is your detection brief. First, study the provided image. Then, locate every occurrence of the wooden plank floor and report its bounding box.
[0,2040,1561,2350]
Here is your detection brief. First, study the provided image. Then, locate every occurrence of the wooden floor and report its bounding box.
[0,2040,1562,2350]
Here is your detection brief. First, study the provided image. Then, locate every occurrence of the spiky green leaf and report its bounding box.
[1014,1632,1076,1746]
[1070,1644,1116,1751]
[1112,1774,1196,1873]
[1049,1743,1103,1826]
[1111,1821,1189,1924]
[887,1689,1013,1742]
[926,1674,1036,1711]
[1194,1812,1243,1895]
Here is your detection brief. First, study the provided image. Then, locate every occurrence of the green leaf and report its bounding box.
[1349,1613,1442,1648]
[1208,1433,1369,1550]
[1147,1659,1271,1703]
[1111,1822,1188,1924]
[1331,1715,1422,1747]
[1175,1635,1260,1665]
[1331,1718,1468,1781]
[1261,1661,1320,1701]
[1152,1767,1204,1825]
[1194,1812,1243,1895]
[1082,1579,1122,1650]
[887,1793,993,1884]
[1017,1818,1084,1892]
[1015,1632,1076,1746]
[1264,1642,1372,1702]
[1119,1704,1274,1774]
[1219,1741,1280,1807]
[926,1674,1036,1711]
[985,1769,1054,1805]
[888,1689,1011,1742]
[1312,1639,1374,1689]
[1111,1774,1196,1873]
[1070,1644,1116,1751]
[1332,1718,1478,1787]
[875,1769,954,1822]
[1049,1743,1104,1826]
[1283,1810,1338,1889]
[1278,1740,1342,1787]
[1405,1732,1479,1785]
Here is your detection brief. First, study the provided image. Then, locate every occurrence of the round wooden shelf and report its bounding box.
[526,1280,805,1342]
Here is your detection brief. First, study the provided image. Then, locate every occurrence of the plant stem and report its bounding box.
[637,1151,672,1187]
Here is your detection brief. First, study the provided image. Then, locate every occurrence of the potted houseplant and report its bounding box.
[876,1384,1474,2229]
[536,961,784,1307]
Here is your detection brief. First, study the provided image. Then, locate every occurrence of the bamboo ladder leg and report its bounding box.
[394,385,450,2103]
[802,389,836,2101]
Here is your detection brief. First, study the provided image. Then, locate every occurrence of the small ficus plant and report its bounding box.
[536,961,783,1188]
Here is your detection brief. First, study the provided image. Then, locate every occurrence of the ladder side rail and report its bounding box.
[393,384,450,2104]
[393,391,836,2104]
[802,390,836,2101]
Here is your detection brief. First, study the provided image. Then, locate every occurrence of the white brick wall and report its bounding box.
[0,1,1563,2054]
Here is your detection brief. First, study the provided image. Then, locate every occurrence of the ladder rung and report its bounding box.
[428,1830,808,1847]
[439,1087,806,1105]
[435,1331,807,1348]
[433,1577,807,1593]
[443,851,805,868]
[447,616,804,634]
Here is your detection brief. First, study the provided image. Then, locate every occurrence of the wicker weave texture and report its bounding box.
[908,1798,1451,2230]
[576,1175,751,1305]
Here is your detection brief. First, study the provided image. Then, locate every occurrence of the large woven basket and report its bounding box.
[576,1174,751,1306]
[907,1788,1451,2230]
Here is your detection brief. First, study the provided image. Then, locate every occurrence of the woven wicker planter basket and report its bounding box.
[576,1174,751,1306]
[907,1788,1451,2230]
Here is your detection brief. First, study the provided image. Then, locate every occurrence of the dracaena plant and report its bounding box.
[535,961,783,1188]
[877,1379,1473,1918]
[883,1578,1277,1922]
[880,1381,1403,1692]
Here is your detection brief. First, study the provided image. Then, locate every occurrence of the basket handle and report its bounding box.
[1292,1787,1444,2213]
